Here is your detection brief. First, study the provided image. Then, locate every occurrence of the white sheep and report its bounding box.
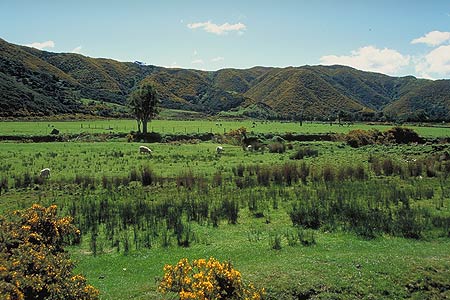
[139,146,152,154]
[40,168,51,178]
[216,146,224,154]
[246,145,253,151]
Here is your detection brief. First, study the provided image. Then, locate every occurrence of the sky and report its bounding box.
[1,0,449,79]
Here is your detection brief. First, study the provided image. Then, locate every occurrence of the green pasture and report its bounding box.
[0,141,302,182]
[70,223,450,300]
[1,138,450,299]
[0,140,437,187]
[0,119,449,138]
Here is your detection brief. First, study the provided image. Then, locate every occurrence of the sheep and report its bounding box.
[139,146,152,154]
[246,145,253,151]
[40,168,51,178]
[216,146,224,154]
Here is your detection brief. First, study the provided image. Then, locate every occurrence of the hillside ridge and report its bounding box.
[1,38,449,121]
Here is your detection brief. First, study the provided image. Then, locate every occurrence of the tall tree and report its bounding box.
[128,84,159,134]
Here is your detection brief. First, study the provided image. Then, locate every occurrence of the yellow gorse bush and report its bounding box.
[159,257,265,300]
[0,204,99,300]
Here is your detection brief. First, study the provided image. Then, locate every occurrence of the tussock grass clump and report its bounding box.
[232,164,245,177]
[142,166,157,186]
[0,177,8,194]
[268,142,286,153]
[290,147,318,160]
[269,232,282,250]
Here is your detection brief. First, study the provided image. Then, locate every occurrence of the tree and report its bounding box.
[127,84,159,134]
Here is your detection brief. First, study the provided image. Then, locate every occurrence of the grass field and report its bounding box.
[0,119,449,138]
[70,219,450,299]
[1,121,450,299]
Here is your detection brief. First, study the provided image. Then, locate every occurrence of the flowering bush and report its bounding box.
[222,127,247,146]
[0,204,99,300]
[158,257,264,300]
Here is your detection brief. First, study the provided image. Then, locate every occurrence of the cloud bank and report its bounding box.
[211,56,224,62]
[415,45,450,79]
[71,46,82,54]
[187,21,246,35]
[25,40,55,50]
[320,46,410,75]
[191,59,204,65]
[411,31,450,46]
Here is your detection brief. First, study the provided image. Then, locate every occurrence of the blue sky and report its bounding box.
[1,0,449,78]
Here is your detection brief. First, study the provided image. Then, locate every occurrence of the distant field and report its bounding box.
[0,119,449,138]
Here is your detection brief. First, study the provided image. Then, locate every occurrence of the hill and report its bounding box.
[0,39,80,117]
[1,38,449,121]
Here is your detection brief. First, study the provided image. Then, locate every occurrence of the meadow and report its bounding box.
[0,119,449,138]
[1,120,450,299]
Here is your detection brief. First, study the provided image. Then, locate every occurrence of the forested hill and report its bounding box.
[1,38,449,121]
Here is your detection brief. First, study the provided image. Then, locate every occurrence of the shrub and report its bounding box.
[268,142,286,153]
[269,232,282,250]
[283,163,299,185]
[289,202,323,229]
[176,171,196,189]
[385,127,423,144]
[232,164,245,177]
[222,198,239,224]
[129,168,140,182]
[224,126,247,145]
[298,162,310,184]
[212,172,223,187]
[297,228,316,246]
[322,165,335,182]
[394,205,424,239]
[345,129,376,148]
[370,155,382,176]
[290,147,318,160]
[345,127,422,148]
[354,164,367,180]
[0,204,99,300]
[382,158,394,176]
[256,168,271,187]
[142,166,156,186]
[158,257,265,300]
[0,177,7,195]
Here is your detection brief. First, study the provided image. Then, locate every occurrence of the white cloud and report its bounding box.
[411,31,450,47]
[25,40,55,50]
[71,46,82,54]
[415,45,450,79]
[187,21,246,35]
[191,59,204,65]
[164,62,182,69]
[320,46,410,75]
[211,56,224,62]
[193,49,198,56]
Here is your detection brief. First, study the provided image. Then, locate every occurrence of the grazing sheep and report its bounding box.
[40,168,51,178]
[246,145,253,151]
[139,146,152,154]
[216,146,224,154]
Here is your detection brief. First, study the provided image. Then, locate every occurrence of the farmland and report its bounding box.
[1,120,450,299]
[0,119,449,138]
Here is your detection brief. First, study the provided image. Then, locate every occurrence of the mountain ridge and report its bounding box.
[1,38,449,121]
